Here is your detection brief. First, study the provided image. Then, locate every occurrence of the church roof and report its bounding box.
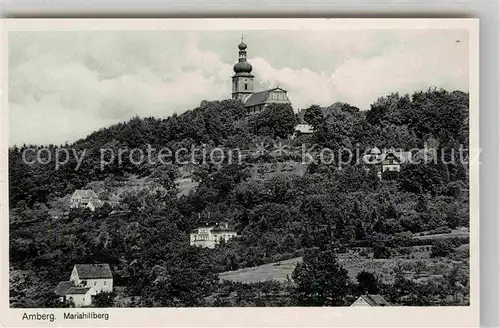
[244,90,270,107]
[244,87,288,107]
[238,41,247,50]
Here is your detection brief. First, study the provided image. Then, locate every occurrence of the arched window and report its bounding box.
[244,83,248,90]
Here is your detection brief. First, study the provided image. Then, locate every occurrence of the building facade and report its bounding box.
[70,263,113,294]
[64,287,96,307]
[190,223,238,249]
[55,263,113,307]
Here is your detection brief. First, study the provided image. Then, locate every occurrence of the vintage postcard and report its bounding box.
[1,18,479,327]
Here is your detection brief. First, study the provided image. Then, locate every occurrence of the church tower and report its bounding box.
[232,38,254,101]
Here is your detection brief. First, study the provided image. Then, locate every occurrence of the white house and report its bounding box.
[292,123,314,139]
[363,147,412,173]
[70,263,113,293]
[350,294,390,307]
[190,223,238,249]
[55,263,113,307]
[70,190,102,211]
[65,287,96,307]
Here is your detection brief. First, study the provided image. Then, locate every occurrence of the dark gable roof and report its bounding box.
[211,226,237,233]
[244,87,287,107]
[361,294,390,306]
[75,264,112,279]
[66,287,92,295]
[244,90,270,107]
[55,281,72,296]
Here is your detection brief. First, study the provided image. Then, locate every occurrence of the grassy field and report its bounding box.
[414,227,469,240]
[219,244,469,285]
[218,257,301,283]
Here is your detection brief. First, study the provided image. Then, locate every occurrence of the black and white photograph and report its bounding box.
[1,18,480,327]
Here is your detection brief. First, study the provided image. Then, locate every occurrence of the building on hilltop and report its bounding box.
[70,189,102,211]
[190,222,238,249]
[231,38,291,115]
[55,263,113,307]
[350,294,390,307]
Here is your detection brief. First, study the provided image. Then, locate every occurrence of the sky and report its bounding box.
[8,29,469,146]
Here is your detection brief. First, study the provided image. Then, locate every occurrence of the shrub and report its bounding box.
[358,248,370,258]
[430,240,454,258]
[396,247,412,256]
[373,246,391,259]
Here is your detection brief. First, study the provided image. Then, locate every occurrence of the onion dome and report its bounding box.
[233,61,253,74]
[238,42,247,50]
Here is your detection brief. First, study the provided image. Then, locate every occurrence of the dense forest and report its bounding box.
[9,88,470,307]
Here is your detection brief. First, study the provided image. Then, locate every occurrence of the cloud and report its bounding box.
[8,29,469,146]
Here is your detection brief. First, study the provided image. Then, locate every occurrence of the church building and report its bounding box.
[231,39,291,115]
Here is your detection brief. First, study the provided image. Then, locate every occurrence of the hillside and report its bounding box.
[9,89,471,307]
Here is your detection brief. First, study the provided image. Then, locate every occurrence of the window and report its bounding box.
[94,281,97,286]
[104,281,107,285]
[244,83,248,90]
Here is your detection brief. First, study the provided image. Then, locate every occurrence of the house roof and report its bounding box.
[190,223,237,234]
[74,264,112,279]
[66,287,92,295]
[362,149,412,165]
[359,294,390,306]
[73,190,99,199]
[295,123,314,134]
[55,281,72,296]
[190,225,216,234]
[244,87,287,107]
[211,226,237,233]
[87,199,103,208]
[391,151,412,162]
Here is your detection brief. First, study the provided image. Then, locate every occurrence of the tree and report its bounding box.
[303,105,324,129]
[250,103,297,139]
[292,249,349,306]
[398,163,449,196]
[93,292,116,307]
[431,240,454,258]
[147,165,179,192]
[373,245,391,259]
[356,270,379,294]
